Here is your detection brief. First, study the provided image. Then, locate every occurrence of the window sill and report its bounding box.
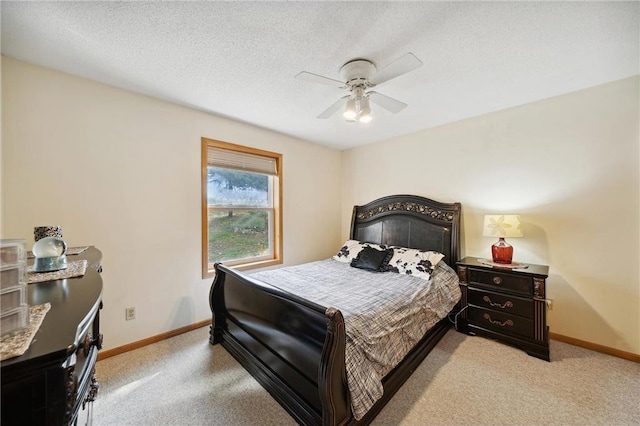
[204,258,282,279]
[233,258,282,271]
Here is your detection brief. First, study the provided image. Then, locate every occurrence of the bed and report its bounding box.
[209,194,461,425]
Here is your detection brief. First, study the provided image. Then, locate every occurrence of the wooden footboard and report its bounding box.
[210,262,452,426]
[210,263,350,425]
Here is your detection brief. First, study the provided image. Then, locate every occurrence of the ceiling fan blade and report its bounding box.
[368,92,407,114]
[317,96,349,119]
[295,71,346,88]
[368,53,423,86]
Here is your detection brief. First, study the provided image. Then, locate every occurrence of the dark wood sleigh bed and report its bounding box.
[209,194,461,425]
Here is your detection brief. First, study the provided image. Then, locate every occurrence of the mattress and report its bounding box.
[251,258,461,419]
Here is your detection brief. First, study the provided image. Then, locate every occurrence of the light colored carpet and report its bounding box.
[94,327,640,425]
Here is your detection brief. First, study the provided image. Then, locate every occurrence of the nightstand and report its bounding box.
[456,256,550,361]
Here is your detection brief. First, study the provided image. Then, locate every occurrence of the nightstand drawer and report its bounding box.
[468,268,532,296]
[468,288,533,319]
[468,307,533,339]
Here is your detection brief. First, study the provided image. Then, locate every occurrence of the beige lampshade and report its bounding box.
[482,215,523,238]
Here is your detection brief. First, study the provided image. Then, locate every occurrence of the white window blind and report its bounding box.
[207,146,277,176]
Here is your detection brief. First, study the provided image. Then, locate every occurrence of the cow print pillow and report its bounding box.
[386,247,445,281]
[332,240,387,264]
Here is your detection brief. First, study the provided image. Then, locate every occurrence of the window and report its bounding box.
[202,138,282,278]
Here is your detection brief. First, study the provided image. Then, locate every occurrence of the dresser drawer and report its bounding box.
[468,268,532,296]
[68,310,102,423]
[468,306,533,339]
[468,288,533,319]
[74,346,98,415]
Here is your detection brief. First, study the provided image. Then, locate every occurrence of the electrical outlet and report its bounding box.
[545,299,553,310]
[125,307,136,321]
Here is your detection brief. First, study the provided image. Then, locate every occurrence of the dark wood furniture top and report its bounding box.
[456,256,550,361]
[210,194,461,425]
[1,247,104,425]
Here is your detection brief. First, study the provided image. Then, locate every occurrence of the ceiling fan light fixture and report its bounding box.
[343,98,358,120]
[296,52,422,122]
[358,97,372,123]
[358,113,372,123]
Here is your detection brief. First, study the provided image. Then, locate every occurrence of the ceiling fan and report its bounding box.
[295,52,423,123]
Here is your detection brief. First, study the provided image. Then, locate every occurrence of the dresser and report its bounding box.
[456,256,550,361]
[1,247,104,425]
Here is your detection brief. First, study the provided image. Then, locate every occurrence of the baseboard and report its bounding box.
[96,322,639,364]
[97,319,211,361]
[549,332,640,363]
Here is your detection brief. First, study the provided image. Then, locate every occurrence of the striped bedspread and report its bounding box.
[251,259,461,420]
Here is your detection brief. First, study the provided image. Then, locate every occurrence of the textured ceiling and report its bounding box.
[1,2,638,150]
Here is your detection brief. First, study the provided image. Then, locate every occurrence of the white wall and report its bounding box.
[342,76,640,356]
[1,57,343,350]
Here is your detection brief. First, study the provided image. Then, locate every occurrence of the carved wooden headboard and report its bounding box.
[350,194,461,268]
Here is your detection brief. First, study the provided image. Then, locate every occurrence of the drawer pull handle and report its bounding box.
[492,276,503,285]
[83,333,92,357]
[82,332,102,356]
[483,313,513,327]
[483,296,514,309]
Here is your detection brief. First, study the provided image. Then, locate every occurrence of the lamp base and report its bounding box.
[491,238,513,264]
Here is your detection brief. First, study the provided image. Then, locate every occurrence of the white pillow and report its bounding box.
[386,247,445,281]
[332,240,386,263]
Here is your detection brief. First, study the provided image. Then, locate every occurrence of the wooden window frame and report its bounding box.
[201,137,283,278]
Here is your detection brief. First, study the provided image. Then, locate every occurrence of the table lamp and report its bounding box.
[482,215,523,264]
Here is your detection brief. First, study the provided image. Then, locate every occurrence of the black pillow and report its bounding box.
[350,246,394,272]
